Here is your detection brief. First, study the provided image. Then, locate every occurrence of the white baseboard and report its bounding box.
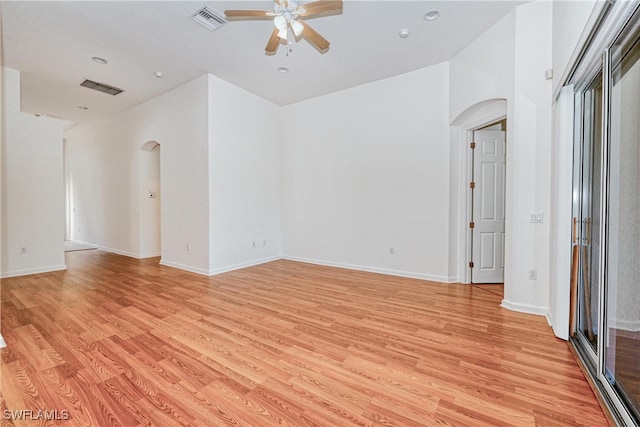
[501,299,548,317]
[72,243,276,277]
[1,264,67,279]
[208,256,280,276]
[70,239,97,247]
[282,255,457,283]
[0,334,6,348]
[159,259,210,276]
[139,252,161,259]
[92,244,140,259]
[74,241,159,260]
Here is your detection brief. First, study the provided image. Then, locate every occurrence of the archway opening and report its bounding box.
[452,99,507,284]
[140,141,161,258]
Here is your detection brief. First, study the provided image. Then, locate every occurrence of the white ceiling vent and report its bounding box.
[80,79,124,96]
[192,5,227,31]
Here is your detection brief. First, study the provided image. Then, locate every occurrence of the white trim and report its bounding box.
[545,311,552,327]
[556,1,640,99]
[91,244,140,259]
[208,256,280,276]
[73,240,159,260]
[138,252,161,259]
[501,299,548,317]
[70,239,94,246]
[549,85,575,341]
[450,98,507,128]
[0,264,67,279]
[158,259,210,276]
[283,256,458,283]
[553,1,610,100]
[0,334,6,349]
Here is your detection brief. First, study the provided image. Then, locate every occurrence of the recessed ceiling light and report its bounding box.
[78,106,89,110]
[91,56,108,64]
[278,67,289,73]
[154,71,164,78]
[399,29,410,39]
[424,10,440,21]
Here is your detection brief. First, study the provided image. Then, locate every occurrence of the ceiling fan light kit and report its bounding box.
[225,0,343,55]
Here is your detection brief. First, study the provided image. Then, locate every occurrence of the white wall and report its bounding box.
[65,112,137,254]
[449,13,515,124]
[449,2,552,315]
[65,75,211,274]
[282,64,452,282]
[509,1,553,314]
[207,75,282,274]
[1,67,66,277]
[65,74,283,276]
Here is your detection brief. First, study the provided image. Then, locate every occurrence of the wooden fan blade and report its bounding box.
[300,21,330,53]
[225,10,272,21]
[265,28,281,55]
[299,1,343,18]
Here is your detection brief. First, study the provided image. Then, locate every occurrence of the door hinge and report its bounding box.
[470,142,476,149]
[469,222,475,229]
[469,261,474,268]
[470,182,475,189]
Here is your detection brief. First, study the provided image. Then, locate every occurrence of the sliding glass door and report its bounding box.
[570,4,640,425]
[575,73,603,360]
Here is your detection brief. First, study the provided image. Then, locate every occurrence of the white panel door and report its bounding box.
[472,130,506,283]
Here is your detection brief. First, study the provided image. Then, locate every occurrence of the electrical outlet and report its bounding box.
[19,246,28,254]
[528,270,537,280]
[262,240,266,246]
[186,244,190,252]
[389,247,396,255]
[252,241,256,248]
[530,212,544,223]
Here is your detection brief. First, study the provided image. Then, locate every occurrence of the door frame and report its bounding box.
[451,98,507,284]
[139,140,162,259]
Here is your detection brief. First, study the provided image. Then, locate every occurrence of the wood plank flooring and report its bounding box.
[1,250,609,426]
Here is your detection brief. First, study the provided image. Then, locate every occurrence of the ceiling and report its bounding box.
[0,1,523,123]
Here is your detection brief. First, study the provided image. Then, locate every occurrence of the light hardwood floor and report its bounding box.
[1,250,608,426]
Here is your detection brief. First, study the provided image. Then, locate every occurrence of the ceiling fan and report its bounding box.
[225,0,343,55]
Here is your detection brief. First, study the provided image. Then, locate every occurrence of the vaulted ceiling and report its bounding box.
[1,1,523,123]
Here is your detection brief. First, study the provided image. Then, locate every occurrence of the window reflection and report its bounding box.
[605,35,640,420]
[579,75,602,353]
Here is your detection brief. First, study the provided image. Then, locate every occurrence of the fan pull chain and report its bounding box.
[286,31,293,56]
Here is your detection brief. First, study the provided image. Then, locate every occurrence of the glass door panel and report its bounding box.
[604,35,640,421]
[577,74,603,356]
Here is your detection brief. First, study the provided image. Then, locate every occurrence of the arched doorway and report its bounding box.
[451,99,507,284]
[140,141,161,258]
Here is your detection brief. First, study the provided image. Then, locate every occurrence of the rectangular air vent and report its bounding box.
[192,5,227,31]
[80,79,124,96]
